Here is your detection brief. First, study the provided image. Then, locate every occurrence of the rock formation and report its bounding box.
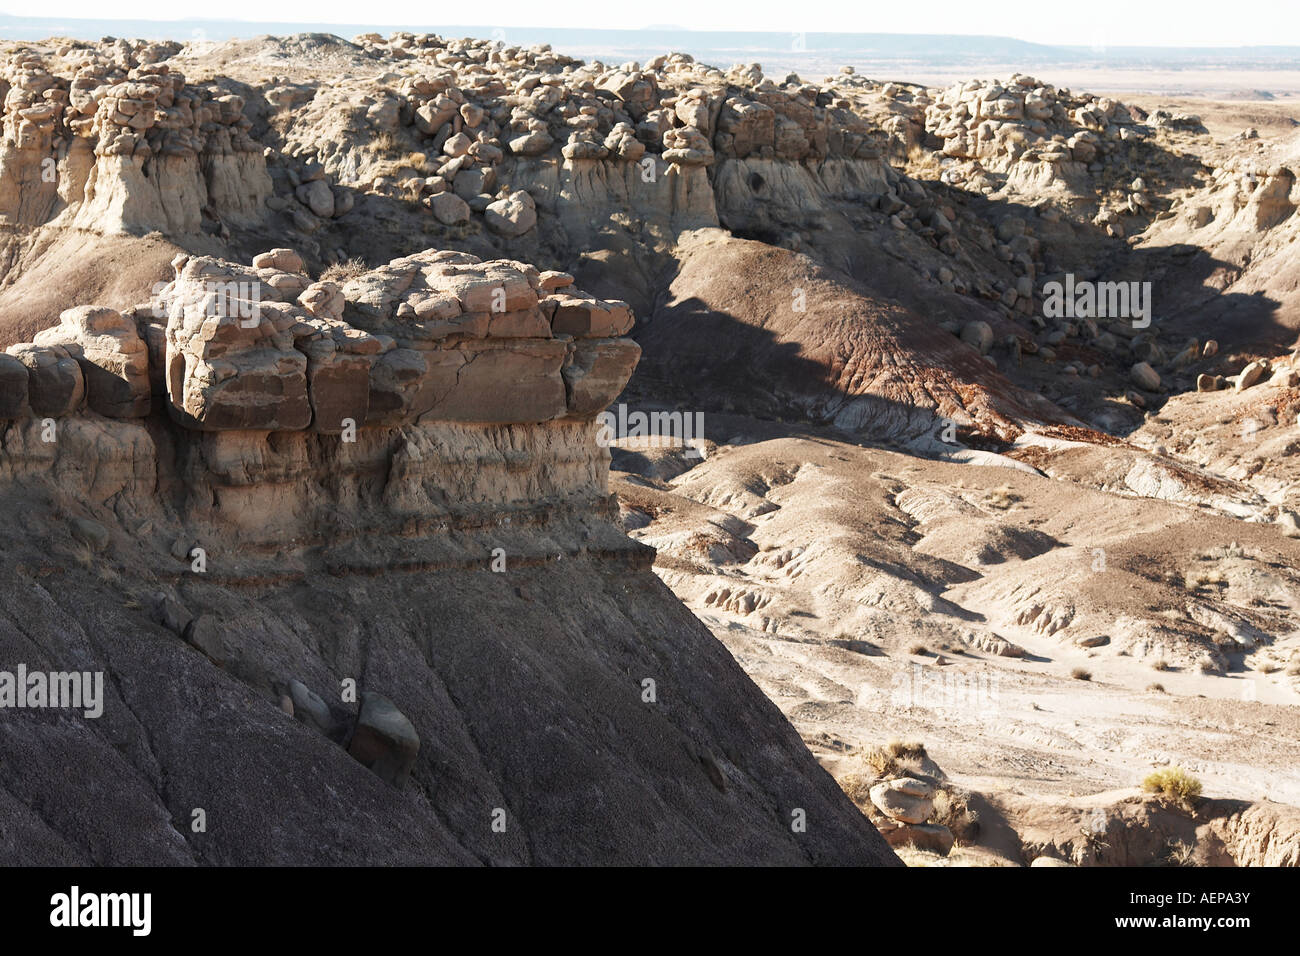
[0,44,269,232]
[0,242,896,865]
[1,27,1298,869]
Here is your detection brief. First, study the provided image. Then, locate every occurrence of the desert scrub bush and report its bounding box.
[885,739,927,761]
[1071,667,1092,681]
[1257,660,1281,674]
[1142,767,1202,809]
[1162,839,1196,866]
[861,739,928,777]
[1151,658,1170,671]
[908,643,929,656]
[371,130,400,152]
[982,486,1022,510]
[931,787,980,843]
[1184,567,1226,590]
[1197,657,1218,675]
[369,150,436,180]
[837,771,874,807]
[1146,682,1166,694]
[321,258,368,282]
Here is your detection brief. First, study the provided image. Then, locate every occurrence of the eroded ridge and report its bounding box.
[1,246,640,432]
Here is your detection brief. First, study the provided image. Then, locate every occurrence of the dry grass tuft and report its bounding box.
[860,739,929,778]
[321,258,368,283]
[983,486,1023,510]
[931,786,980,844]
[1142,766,1202,809]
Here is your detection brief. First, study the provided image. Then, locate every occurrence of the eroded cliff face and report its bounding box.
[0,44,269,233]
[0,244,896,865]
[0,32,1241,458]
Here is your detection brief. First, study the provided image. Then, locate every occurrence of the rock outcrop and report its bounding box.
[2,248,641,434]
[0,45,270,232]
[0,243,896,866]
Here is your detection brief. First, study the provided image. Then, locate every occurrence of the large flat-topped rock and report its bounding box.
[1,247,639,432]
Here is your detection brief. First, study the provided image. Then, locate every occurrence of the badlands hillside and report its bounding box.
[0,29,1297,865]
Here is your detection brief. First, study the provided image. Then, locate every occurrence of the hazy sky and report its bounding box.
[9,0,1300,47]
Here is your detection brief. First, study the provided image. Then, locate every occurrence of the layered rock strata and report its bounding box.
[0,243,893,865]
[2,247,641,436]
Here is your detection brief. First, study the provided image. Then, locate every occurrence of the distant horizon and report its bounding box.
[2,14,1299,57]
[2,8,1300,52]
[2,12,1299,97]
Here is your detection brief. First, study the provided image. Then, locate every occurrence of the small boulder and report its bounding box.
[1130,361,1161,392]
[70,517,110,552]
[1268,366,1299,388]
[429,191,470,226]
[960,320,994,354]
[880,822,955,855]
[152,593,193,636]
[184,615,226,665]
[484,190,538,238]
[288,679,336,736]
[348,692,420,787]
[296,179,334,219]
[870,778,934,824]
[0,352,31,419]
[8,344,84,417]
[251,248,304,273]
[1236,361,1267,391]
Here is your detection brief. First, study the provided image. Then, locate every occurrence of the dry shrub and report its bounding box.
[983,486,1022,510]
[321,258,368,282]
[861,739,928,778]
[838,772,874,807]
[931,787,980,844]
[1142,767,1202,810]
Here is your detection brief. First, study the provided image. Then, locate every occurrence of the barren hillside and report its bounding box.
[0,28,1297,866]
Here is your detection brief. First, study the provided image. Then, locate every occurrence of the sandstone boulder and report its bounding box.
[348,692,421,788]
[252,248,305,273]
[429,191,470,225]
[1130,361,1161,392]
[1237,361,1267,391]
[33,306,150,418]
[546,294,634,338]
[7,344,85,417]
[484,190,538,238]
[870,778,935,824]
[0,353,30,419]
[879,822,955,855]
[563,339,641,417]
[960,320,994,354]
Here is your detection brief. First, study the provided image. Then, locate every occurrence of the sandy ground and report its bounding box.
[613,426,1300,819]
